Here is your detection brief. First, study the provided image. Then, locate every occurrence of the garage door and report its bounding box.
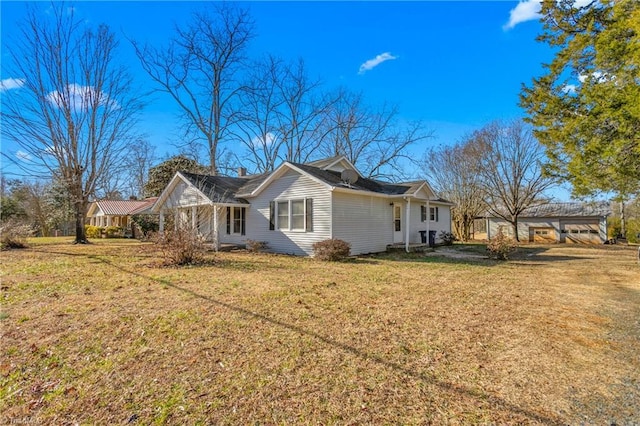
[530,227,556,243]
[563,223,601,244]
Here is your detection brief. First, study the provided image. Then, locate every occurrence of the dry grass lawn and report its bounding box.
[1,239,639,425]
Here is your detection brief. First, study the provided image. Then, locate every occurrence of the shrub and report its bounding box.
[487,230,517,260]
[0,220,33,250]
[439,231,456,246]
[104,226,122,238]
[153,228,206,266]
[85,225,103,239]
[245,240,269,253]
[131,214,159,239]
[312,238,351,261]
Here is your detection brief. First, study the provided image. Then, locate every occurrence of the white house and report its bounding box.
[151,156,453,256]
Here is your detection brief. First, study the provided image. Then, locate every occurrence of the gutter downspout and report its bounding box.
[405,197,411,253]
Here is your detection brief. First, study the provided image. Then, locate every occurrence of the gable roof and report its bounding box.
[180,172,251,204]
[155,155,447,208]
[487,202,612,218]
[88,199,156,216]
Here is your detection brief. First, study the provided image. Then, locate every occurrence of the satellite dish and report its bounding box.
[341,169,359,185]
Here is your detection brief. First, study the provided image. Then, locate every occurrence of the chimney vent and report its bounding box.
[238,167,247,177]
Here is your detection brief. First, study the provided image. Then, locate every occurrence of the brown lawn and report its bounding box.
[1,239,639,425]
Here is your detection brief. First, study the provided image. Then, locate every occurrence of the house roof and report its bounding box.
[487,202,612,218]
[88,198,157,216]
[180,172,252,204]
[156,156,449,208]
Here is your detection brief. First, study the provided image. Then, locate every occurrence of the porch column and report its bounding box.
[174,209,179,230]
[159,210,165,233]
[212,206,220,251]
[405,198,411,253]
[191,206,197,231]
[426,199,430,246]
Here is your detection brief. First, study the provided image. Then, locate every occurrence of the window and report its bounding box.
[226,206,246,235]
[394,205,401,232]
[272,198,314,231]
[277,201,289,230]
[430,206,439,222]
[291,200,305,230]
[421,205,427,222]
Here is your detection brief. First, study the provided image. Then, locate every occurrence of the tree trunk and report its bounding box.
[620,201,626,238]
[73,198,89,244]
[512,217,520,242]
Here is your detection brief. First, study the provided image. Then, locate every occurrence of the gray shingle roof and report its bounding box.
[180,158,449,202]
[180,172,251,204]
[487,202,612,218]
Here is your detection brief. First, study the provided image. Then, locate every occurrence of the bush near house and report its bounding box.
[153,228,206,266]
[312,238,351,261]
[84,225,102,239]
[487,230,517,260]
[439,231,456,246]
[245,240,269,253]
[104,226,123,238]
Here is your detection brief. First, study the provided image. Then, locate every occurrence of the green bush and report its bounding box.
[85,225,103,239]
[105,226,122,238]
[131,214,159,239]
[1,220,33,250]
[487,230,517,260]
[312,238,351,261]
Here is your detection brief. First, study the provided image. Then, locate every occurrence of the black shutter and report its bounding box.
[226,207,231,234]
[269,201,275,230]
[241,208,246,236]
[436,207,439,222]
[305,198,313,232]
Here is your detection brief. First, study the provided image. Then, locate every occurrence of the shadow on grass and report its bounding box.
[32,247,563,425]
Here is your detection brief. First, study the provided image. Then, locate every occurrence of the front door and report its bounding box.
[393,203,403,243]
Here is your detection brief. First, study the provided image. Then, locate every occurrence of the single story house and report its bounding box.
[151,156,453,255]
[479,202,611,244]
[87,198,157,231]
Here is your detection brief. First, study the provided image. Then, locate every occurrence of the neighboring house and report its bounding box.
[151,156,453,255]
[86,198,157,234]
[480,202,611,244]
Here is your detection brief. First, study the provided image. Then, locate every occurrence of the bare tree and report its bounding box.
[124,138,157,199]
[133,3,254,175]
[233,56,329,173]
[1,3,143,243]
[423,138,487,241]
[233,55,287,173]
[476,120,556,242]
[318,88,432,179]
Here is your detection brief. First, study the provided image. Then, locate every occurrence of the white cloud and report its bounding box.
[16,150,31,161]
[562,84,577,94]
[47,83,119,110]
[0,78,25,92]
[504,0,597,30]
[358,52,397,75]
[251,132,276,147]
[503,0,542,30]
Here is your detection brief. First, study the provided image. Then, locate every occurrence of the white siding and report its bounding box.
[332,191,393,255]
[245,169,331,255]
[488,217,561,242]
[409,202,452,244]
[163,181,210,208]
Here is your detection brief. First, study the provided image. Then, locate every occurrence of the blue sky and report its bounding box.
[0,1,575,199]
